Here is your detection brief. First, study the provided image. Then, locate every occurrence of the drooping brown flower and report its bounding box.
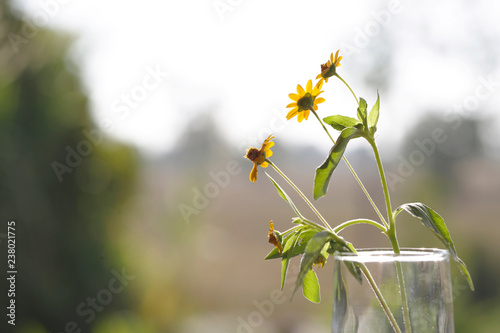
[267,221,283,254]
[244,135,275,182]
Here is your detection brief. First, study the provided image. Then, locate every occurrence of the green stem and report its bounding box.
[367,138,393,229]
[333,218,386,234]
[368,137,412,333]
[302,219,329,232]
[311,109,387,228]
[345,244,403,333]
[282,225,302,237]
[360,264,403,333]
[266,159,334,233]
[335,74,359,105]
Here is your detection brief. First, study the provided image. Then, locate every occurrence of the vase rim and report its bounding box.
[333,247,450,262]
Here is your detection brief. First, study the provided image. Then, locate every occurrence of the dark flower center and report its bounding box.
[245,147,260,162]
[297,93,314,110]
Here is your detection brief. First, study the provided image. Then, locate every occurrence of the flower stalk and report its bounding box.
[367,136,412,333]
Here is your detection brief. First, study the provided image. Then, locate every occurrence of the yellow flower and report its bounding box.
[268,221,283,254]
[286,80,325,122]
[316,50,342,83]
[244,135,275,182]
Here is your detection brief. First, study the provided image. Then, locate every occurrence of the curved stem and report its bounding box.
[266,159,334,233]
[311,108,337,143]
[282,225,303,236]
[333,218,386,234]
[311,110,387,227]
[302,218,329,232]
[335,74,359,105]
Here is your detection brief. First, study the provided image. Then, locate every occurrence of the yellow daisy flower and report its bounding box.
[316,50,342,83]
[245,135,275,182]
[268,221,283,254]
[286,80,325,122]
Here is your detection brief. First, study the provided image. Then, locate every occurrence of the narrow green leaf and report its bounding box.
[281,232,300,289]
[323,115,362,131]
[328,244,363,284]
[332,264,348,331]
[314,127,361,200]
[356,97,367,125]
[302,269,321,303]
[265,172,302,218]
[397,202,474,290]
[367,91,380,132]
[292,231,333,299]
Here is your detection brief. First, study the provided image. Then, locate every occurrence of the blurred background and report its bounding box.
[1,0,499,332]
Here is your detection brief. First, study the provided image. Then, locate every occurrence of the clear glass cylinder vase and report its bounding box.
[332,248,454,333]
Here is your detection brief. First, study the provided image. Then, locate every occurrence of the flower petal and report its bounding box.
[260,161,269,168]
[261,136,274,150]
[288,93,300,101]
[264,141,275,152]
[296,84,305,95]
[297,111,305,122]
[286,102,297,108]
[286,109,298,120]
[303,110,310,120]
[333,50,339,62]
[313,81,323,95]
[315,97,325,104]
[306,80,313,93]
[250,163,258,182]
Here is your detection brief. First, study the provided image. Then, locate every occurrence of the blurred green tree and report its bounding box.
[0,1,138,332]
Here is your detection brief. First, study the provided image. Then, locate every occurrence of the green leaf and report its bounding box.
[302,269,321,303]
[314,127,362,200]
[265,172,302,218]
[396,202,474,290]
[367,91,380,133]
[281,232,300,289]
[356,97,367,125]
[323,115,362,131]
[332,263,348,331]
[292,231,333,299]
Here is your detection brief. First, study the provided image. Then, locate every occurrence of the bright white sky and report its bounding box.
[12,0,500,156]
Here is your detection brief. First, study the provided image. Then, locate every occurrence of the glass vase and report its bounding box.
[332,248,454,333]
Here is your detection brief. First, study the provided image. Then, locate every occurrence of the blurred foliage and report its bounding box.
[0,1,138,332]
[396,114,500,333]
